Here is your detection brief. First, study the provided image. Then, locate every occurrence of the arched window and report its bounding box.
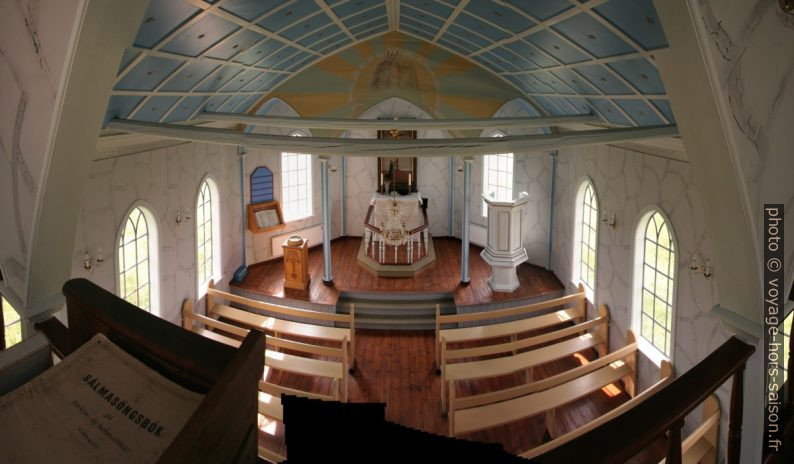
[117,205,159,314]
[632,209,676,363]
[482,132,513,216]
[196,178,221,295]
[281,132,312,222]
[572,180,598,298]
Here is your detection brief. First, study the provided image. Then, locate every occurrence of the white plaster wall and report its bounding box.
[71,142,243,325]
[694,0,794,297]
[345,97,451,237]
[550,143,732,440]
[0,0,84,304]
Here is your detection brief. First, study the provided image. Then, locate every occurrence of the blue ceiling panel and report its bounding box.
[585,98,632,125]
[594,0,667,50]
[133,0,199,48]
[281,12,334,41]
[194,65,242,92]
[516,74,555,94]
[220,69,261,92]
[258,46,299,69]
[454,12,510,42]
[565,96,594,115]
[161,14,240,57]
[531,95,565,116]
[161,61,219,91]
[118,49,141,74]
[401,16,440,37]
[241,72,278,92]
[531,72,574,94]
[463,1,535,34]
[310,31,347,51]
[504,40,556,68]
[481,51,523,73]
[545,96,581,115]
[574,64,633,94]
[550,68,599,95]
[237,94,263,114]
[257,0,319,32]
[552,13,634,59]
[164,96,209,123]
[614,99,663,126]
[343,5,387,28]
[606,58,665,94]
[401,0,454,19]
[331,0,382,20]
[651,99,675,123]
[234,39,285,65]
[491,47,538,71]
[284,51,314,72]
[262,73,289,91]
[297,24,343,47]
[401,5,445,29]
[221,0,289,22]
[525,30,588,65]
[502,0,572,21]
[446,24,491,48]
[104,96,144,126]
[437,37,474,57]
[134,95,181,122]
[218,94,249,113]
[354,23,388,40]
[115,56,183,91]
[319,37,353,55]
[203,95,232,112]
[439,33,481,55]
[400,24,435,42]
[206,29,265,60]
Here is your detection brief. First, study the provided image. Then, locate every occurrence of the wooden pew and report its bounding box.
[435,284,586,370]
[449,330,638,438]
[206,281,356,371]
[440,304,610,413]
[658,395,720,464]
[521,360,674,459]
[182,298,348,402]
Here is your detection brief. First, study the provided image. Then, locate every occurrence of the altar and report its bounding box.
[358,192,435,277]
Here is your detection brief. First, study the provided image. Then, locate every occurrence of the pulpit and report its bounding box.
[282,236,310,290]
[480,192,529,292]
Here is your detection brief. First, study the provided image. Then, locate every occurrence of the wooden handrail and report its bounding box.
[534,336,754,464]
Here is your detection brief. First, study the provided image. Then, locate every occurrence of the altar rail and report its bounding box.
[534,335,755,464]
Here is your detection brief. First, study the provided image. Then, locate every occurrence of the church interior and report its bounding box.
[0,0,792,462]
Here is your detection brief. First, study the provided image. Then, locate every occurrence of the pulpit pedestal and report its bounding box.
[480,192,529,292]
[283,237,310,290]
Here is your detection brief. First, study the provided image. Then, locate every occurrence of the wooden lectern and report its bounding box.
[283,236,310,290]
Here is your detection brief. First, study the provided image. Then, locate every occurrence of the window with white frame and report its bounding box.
[2,295,22,349]
[632,209,676,363]
[118,206,159,314]
[281,133,312,222]
[572,180,598,297]
[482,132,513,217]
[196,178,221,294]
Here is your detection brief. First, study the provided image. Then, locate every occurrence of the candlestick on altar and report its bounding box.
[408,173,412,190]
[380,172,384,192]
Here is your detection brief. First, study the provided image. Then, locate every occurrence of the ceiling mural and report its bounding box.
[104,0,673,128]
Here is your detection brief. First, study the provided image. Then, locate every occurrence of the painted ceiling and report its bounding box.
[105,0,673,128]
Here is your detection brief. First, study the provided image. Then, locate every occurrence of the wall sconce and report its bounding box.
[780,0,793,14]
[690,255,713,279]
[601,213,616,229]
[176,209,191,225]
[83,248,104,270]
[457,164,463,172]
[329,164,337,172]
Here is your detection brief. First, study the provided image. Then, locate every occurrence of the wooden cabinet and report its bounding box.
[282,237,310,290]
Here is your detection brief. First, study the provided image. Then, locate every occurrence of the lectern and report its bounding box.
[480,192,529,292]
[283,236,310,290]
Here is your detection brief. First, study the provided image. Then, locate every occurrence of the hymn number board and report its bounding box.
[377,129,417,195]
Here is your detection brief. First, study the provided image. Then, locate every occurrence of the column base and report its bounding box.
[460,279,470,286]
[322,279,334,286]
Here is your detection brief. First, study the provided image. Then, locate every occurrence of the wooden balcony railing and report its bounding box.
[535,336,755,464]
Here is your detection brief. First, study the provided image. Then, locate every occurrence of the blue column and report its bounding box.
[233,147,248,283]
[341,156,347,237]
[546,151,557,271]
[320,156,333,284]
[448,156,455,236]
[460,157,473,284]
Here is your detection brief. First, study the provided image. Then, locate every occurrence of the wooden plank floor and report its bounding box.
[257,329,666,462]
[232,237,564,307]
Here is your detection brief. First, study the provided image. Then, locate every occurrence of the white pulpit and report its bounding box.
[480,191,529,292]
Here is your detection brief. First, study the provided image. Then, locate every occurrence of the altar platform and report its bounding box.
[230,237,563,312]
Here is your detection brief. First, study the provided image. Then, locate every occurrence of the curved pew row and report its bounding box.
[448,330,640,438]
[435,284,586,371]
[206,280,356,371]
[440,304,610,413]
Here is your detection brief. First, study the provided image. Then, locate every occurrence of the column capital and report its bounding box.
[462,156,474,163]
[318,155,331,162]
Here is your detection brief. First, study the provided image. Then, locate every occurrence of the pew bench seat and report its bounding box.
[441,308,581,345]
[212,303,350,343]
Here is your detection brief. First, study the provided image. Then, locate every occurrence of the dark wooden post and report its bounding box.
[787,315,793,408]
[665,420,684,464]
[727,366,745,464]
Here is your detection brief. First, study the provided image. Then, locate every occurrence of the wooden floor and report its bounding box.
[233,237,564,307]
[257,329,666,462]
